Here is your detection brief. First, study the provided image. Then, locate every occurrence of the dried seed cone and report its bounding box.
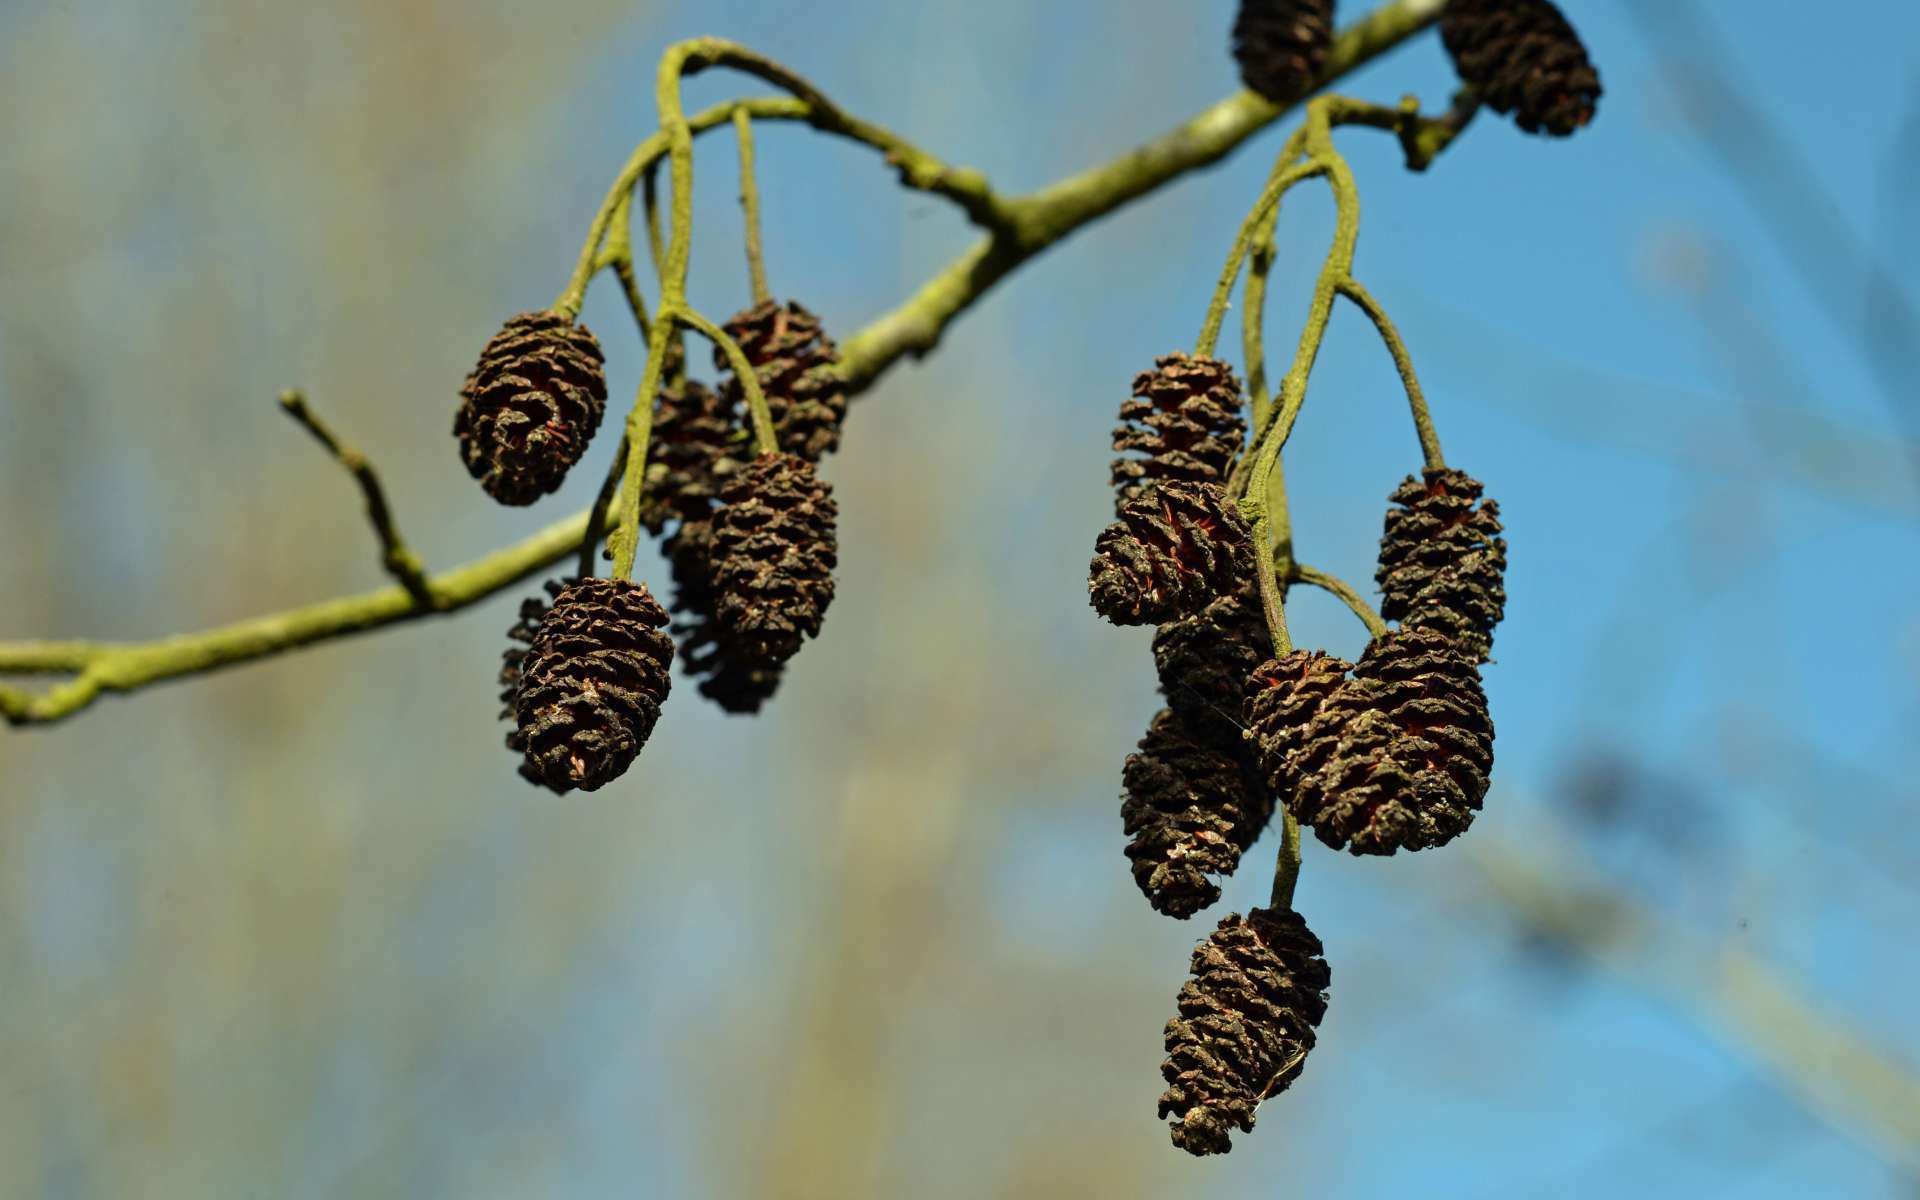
[1440,0,1602,136]
[512,577,674,794]
[1375,468,1507,663]
[1089,483,1253,627]
[1153,583,1272,752]
[1242,649,1356,796]
[715,300,847,462]
[1158,906,1331,1156]
[709,453,838,666]
[1232,0,1336,105]
[1112,354,1247,515]
[1122,710,1275,919]
[498,580,569,787]
[664,520,785,714]
[1288,628,1495,854]
[642,380,746,533]
[454,311,609,505]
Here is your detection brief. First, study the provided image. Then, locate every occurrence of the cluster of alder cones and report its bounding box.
[446,0,1600,1161]
[1087,0,1599,1157]
[459,300,847,795]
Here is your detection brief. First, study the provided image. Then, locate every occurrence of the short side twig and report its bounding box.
[277,390,436,607]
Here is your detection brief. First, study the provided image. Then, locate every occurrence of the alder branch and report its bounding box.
[0,0,1447,728]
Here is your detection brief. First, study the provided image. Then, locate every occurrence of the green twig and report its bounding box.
[608,319,674,582]
[734,107,772,305]
[579,434,630,579]
[1336,279,1444,470]
[1272,810,1304,910]
[1242,197,1287,434]
[1290,562,1388,637]
[1196,137,1320,358]
[677,306,777,454]
[277,390,435,608]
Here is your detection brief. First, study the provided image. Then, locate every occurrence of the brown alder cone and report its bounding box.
[1440,0,1602,137]
[1231,0,1336,105]
[1158,906,1331,1156]
[498,579,568,787]
[1153,581,1273,752]
[511,577,674,794]
[1286,628,1495,854]
[663,520,785,714]
[1111,353,1247,515]
[708,453,839,666]
[1242,648,1356,796]
[713,299,847,463]
[454,311,608,505]
[1375,467,1507,663]
[641,379,747,534]
[1089,482,1254,627]
[1121,709,1275,919]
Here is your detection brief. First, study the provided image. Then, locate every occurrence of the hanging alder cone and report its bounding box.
[1242,648,1354,794]
[511,577,675,794]
[1122,709,1275,919]
[1375,467,1507,663]
[663,520,785,714]
[1439,0,1602,137]
[1089,482,1253,627]
[1112,353,1248,515]
[1158,906,1331,1156]
[714,300,847,463]
[454,311,609,505]
[641,379,747,534]
[1231,0,1336,105]
[1285,628,1494,854]
[1153,580,1272,752]
[707,453,839,666]
[498,579,568,787]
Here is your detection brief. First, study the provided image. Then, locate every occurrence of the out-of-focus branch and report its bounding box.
[1624,0,1920,483]
[1467,830,1920,1177]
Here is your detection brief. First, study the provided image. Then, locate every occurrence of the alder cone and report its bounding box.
[1242,649,1355,797]
[715,299,847,462]
[1121,709,1275,919]
[1375,467,1507,662]
[1112,353,1247,515]
[1089,482,1253,627]
[1154,582,1272,752]
[663,520,785,714]
[1288,628,1494,854]
[498,579,568,787]
[454,311,608,505]
[708,453,838,666]
[1440,0,1602,136]
[1231,0,1336,105]
[512,577,674,794]
[1158,906,1331,1156]
[642,380,745,533]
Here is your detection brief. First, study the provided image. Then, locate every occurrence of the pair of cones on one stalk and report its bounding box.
[1234,0,1602,138]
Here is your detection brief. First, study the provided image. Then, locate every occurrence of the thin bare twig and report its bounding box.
[278,390,435,608]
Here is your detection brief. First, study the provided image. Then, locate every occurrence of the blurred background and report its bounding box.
[4,0,1918,1195]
